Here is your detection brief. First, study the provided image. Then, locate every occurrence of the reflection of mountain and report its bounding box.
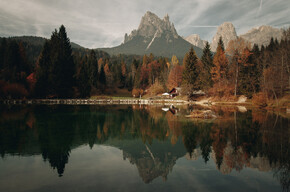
[106,138,186,183]
[0,105,289,188]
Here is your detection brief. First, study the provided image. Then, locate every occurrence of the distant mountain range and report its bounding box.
[6,36,84,49]
[2,11,284,58]
[100,11,203,58]
[102,11,283,57]
[184,22,283,51]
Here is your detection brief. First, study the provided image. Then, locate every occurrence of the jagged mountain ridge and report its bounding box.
[101,11,203,58]
[240,25,283,47]
[185,22,283,51]
[184,34,207,49]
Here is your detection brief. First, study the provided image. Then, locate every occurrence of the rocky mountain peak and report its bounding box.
[124,11,178,44]
[240,25,283,47]
[211,22,237,51]
[185,34,207,49]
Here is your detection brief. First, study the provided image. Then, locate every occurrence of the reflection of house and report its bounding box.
[161,105,179,115]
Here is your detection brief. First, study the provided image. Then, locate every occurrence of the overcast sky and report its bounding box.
[0,0,289,48]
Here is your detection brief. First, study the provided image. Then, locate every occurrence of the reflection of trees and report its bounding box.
[180,108,289,191]
[35,106,76,177]
[0,105,289,189]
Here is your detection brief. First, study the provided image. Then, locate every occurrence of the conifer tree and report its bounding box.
[87,50,98,88]
[99,65,106,91]
[77,61,91,98]
[218,37,225,51]
[182,47,199,94]
[200,42,213,90]
[35,25,75,98]
[211,38,229,88]
[35,41,51,97]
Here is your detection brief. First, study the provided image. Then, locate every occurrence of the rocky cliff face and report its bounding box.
[103,11,202,58]
[184,34,207,49]
[124,11,179,47]
[211,22,238,51]
[240,25,283,47]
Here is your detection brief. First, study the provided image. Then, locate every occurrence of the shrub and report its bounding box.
[252,92,268,107]
[208,83,235,98]
[132,88,144,98]
[4,83,28,99]
[147,80,165,96]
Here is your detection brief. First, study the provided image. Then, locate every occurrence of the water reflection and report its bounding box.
[0,105,289,191]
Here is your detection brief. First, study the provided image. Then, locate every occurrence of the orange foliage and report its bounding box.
[132,88,144,98]
[226,37,251,56]
[252,110,267,124]
[211,47,229,84]
[147,80,165,96]
[121,62,126,77]
[166,65,183,90]
[208,83,235,98]
[26,73,36,91]
[252,92,268,107]
[1,81,28,99]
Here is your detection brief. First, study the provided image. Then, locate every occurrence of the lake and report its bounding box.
[0,105,289,192]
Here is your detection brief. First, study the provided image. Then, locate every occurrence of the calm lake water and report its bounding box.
[0,105,289,192]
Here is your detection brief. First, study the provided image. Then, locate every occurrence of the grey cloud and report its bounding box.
[0,0,289,48]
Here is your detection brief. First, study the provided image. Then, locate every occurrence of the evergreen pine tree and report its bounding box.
[200,42,213,90]
[87,50,98,88]
[35,25,75,98]
[99,65,106,91]
[35,41,51,97]
[56,25,75,98]
[218,37,225,51]
[182,47,199,95]
[77,61,91,98]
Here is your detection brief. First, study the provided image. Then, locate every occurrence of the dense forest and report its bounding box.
[0,25,289,105]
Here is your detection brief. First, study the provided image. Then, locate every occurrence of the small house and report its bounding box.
[169,87,181,98]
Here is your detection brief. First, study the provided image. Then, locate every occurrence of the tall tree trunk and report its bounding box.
[234,64,238,96]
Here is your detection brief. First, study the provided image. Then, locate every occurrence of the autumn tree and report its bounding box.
[171,55,179,67]
[167,65,183,90]
[148,60,161,85]
[211,38,229,95]
[104,60,113,87]
[142,54,149,66]
[226,37,251,57]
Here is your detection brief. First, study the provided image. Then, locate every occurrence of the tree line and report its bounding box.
[0,25,289,102]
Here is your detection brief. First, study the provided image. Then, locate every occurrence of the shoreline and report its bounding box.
[0,98,188,106]
[0,98,288,112]
[0,98,253,107]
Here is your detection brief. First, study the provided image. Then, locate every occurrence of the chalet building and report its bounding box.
[168,87,181,98]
